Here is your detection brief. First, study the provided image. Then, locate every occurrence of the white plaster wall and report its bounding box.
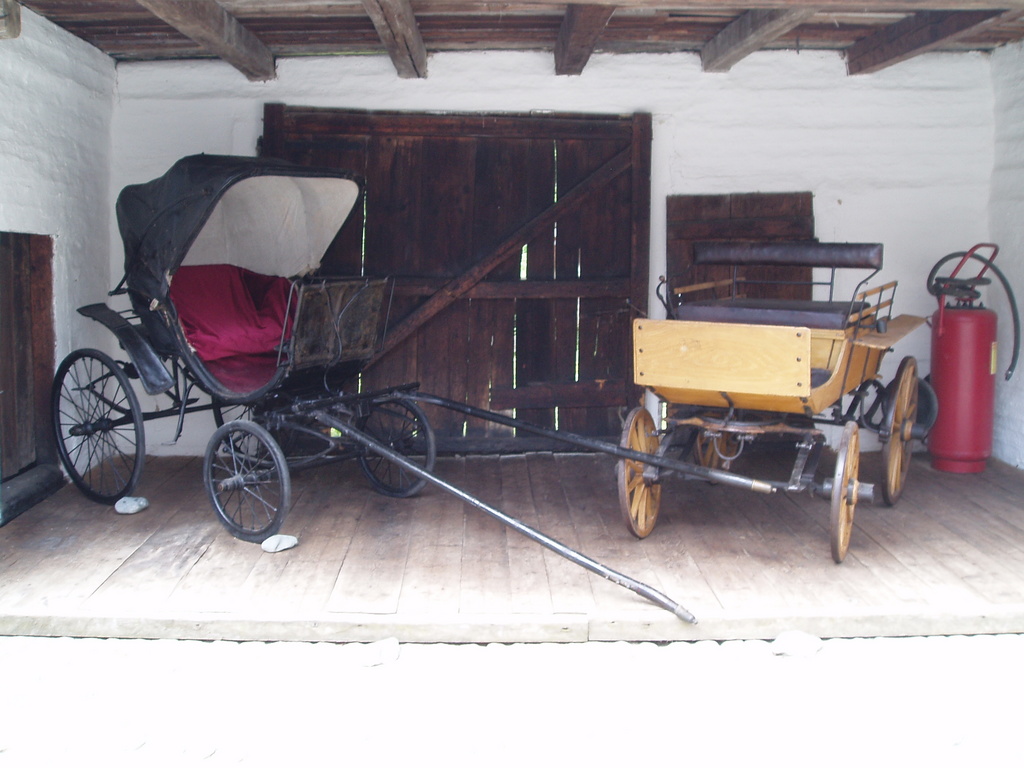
[990,41,1024,468]
[111,49,997,454]
[0,8,115,360]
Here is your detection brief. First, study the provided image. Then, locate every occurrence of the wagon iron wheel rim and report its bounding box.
[204,420,291,542]
[882,356,919,506]
[617,407,662,538]
[52,348,145,504]
[830,421,860,563]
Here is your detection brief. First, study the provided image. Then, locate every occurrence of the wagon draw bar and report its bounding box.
[409,392,781,494]
[302,402,698,625]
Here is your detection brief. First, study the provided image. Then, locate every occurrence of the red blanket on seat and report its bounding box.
[169,264,292,362]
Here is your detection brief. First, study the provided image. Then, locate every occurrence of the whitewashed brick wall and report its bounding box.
[111,50,998,454]
[0,8,115,359]
[990,41,1024,467]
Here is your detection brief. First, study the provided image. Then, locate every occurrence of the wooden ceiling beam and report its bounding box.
[361,0,428,78]
[555,4,615,75]
[134,0,276,81]
[701,8,817,72]
[846,8,1022,74]
[0,0,21,39]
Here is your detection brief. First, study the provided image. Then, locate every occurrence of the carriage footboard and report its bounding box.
[78,303,174,395]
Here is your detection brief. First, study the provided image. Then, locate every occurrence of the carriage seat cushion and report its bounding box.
[673,298,867,330]
[169,264,293,361]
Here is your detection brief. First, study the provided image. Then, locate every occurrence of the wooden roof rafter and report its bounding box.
[846,7,1024,73]
[361,0,429,78]
[700,8,818,71]
[14,0,1024,80]
[134,0,277,81]
[555,4,616,75]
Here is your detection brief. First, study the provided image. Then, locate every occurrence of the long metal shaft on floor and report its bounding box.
[314,409,698,625]
[408,392,776,494]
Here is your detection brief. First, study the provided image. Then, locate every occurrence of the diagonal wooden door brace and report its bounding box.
[365,144,633,369]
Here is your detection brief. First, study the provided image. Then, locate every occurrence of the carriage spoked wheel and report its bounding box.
[830,421,861,563]
[881,356,919,506]
[357,397,437,498]
[693,430,742,471]
[618,406,662,538]
[52,348,145,504]
[204,420,291,542]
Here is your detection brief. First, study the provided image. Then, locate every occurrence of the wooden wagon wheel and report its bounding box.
[881,356,919,506]
[830,421,860,563]
[693,430,742,471]
[617,407,662,538]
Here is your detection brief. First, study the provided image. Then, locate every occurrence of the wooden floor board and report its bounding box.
[4,449,1024,642]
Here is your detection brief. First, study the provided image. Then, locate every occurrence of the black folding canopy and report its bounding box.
[115,154,363,304]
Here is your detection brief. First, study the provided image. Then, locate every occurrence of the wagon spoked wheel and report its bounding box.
[617,406,662,538]
[881,356,919,506]
[204,420,291,542]
[357,397,437,498]
[830,421,861,564]
[52,348,145,504]
[693,430,742,471]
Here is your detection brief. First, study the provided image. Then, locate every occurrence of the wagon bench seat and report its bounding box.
[672,241,884,331]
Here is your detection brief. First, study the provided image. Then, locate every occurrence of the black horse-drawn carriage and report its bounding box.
[52,154,436,542]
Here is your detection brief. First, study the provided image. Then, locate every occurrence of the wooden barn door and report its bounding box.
[262,106,651,450]
[1,232,59,523]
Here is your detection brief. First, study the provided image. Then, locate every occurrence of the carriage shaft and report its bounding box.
[408,392,778,495]
[314,408,698,625]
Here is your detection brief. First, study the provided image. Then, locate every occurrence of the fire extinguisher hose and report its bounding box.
[927,248,1020,381]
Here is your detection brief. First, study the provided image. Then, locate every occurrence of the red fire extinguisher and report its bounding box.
[926,243,1019,473]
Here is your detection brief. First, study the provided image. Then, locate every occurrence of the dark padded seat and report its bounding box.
[674,298,868,330]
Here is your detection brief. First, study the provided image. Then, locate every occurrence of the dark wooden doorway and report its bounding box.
[1,232,61,523]
[262,106,652,450]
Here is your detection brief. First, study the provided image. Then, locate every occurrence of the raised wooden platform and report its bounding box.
[3,449,1024,643]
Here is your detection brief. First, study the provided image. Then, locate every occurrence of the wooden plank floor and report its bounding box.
[3,448,1024,643]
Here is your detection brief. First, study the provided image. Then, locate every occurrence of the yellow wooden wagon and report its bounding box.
[618,242,931,562]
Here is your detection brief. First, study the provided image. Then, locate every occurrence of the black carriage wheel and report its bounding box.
[617,406,662,538]
[830,421,861,564]
[881,356,919,506]
[357,397,436,498]
[51,348,145,504]
[204,420,291,542]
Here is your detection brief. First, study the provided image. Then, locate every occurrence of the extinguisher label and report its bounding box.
[992,342,998,375]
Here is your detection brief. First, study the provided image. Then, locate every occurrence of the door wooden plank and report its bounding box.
[364,146,632,369]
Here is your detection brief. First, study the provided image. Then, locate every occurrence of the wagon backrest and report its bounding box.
[690,241,883,302]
